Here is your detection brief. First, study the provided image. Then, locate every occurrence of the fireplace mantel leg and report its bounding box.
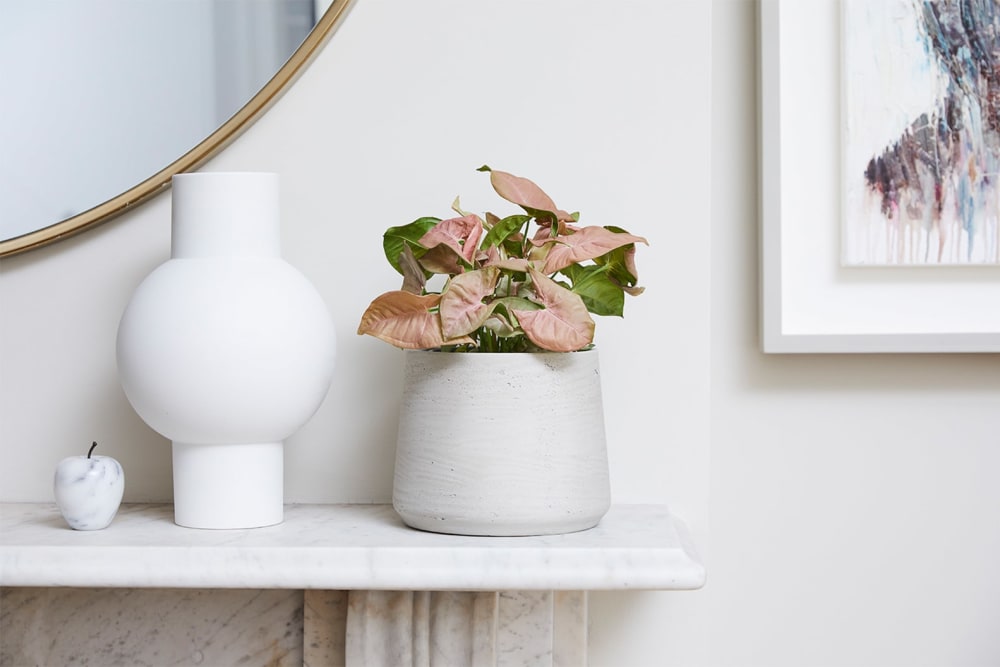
[304,590,587,667]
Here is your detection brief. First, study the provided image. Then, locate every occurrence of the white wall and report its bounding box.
[1,1,997,665]
[710,1,1000,665]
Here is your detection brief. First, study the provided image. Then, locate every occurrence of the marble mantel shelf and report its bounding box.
[0,503,705,591]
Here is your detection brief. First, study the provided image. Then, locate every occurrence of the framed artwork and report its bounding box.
[759,0,1000,353]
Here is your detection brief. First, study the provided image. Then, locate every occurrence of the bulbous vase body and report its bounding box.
[116,172,335,529]
[392,350,611,536]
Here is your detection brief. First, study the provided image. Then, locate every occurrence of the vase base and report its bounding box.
[172,441,283,529]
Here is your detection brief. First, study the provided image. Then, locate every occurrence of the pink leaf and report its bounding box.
[440,267,500,339]
[482,255,533,273]
[615,242,644,293]
[489,170,575,222]
[510,268,595,352]
[540,226,648,274]
[357,291,473,349]
[417,245,465,275]
[418,214,484,265]
[398,244,426,294]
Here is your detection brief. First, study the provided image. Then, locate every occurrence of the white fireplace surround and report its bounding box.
[0,503,703,666]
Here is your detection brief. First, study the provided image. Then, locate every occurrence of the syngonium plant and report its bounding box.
[357,166,648,353]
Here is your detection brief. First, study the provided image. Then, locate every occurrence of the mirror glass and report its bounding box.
[0,0,333,251]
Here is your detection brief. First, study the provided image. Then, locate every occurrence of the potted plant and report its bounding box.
[358,166,647,535]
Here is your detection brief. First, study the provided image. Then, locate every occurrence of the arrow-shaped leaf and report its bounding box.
[540,226,648,274]
[357,291,474,349]
[482,214,530,250]
[440,267,501,339]
[562,263,626,317]
[510,268,595,352]
[418,214,484,265]
[482,168,576,225]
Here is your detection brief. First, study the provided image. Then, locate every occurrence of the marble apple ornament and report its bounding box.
[54,442,125,530]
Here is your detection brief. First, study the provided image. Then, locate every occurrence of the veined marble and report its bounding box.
[0,587,302,666]
[52,452,124,531]
[0,503,705,591]
[0,588,588,667]
[304,590,348,667]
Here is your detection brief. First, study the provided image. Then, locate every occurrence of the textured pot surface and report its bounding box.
[393,350,611,536]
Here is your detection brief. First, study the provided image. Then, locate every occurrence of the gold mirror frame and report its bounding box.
[0,0,355,259]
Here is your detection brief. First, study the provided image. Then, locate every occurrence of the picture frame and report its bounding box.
[758,0,1000,353]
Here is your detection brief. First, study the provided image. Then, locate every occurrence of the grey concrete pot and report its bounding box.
[392,349,611,536]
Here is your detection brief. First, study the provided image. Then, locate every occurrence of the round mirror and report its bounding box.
[0,0,352,258]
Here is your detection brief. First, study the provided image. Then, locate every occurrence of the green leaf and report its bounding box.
[383,218,439,275]
[482,214,530,249]
[561,264,625,317]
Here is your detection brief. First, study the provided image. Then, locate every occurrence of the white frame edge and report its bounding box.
[757,0,1000,354]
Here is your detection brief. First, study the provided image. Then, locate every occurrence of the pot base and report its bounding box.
[394,507,605,537]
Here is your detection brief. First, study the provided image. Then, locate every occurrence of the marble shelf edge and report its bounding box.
[0,503,706,592]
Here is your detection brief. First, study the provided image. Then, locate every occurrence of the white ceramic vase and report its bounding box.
[392,349,611,536]
[116,172,336,529]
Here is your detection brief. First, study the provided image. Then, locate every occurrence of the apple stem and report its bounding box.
[88,441,98,458]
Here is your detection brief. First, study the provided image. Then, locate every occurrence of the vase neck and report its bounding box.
[170,172,281,259]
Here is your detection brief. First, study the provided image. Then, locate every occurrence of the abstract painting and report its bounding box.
[843,0,1000,265]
